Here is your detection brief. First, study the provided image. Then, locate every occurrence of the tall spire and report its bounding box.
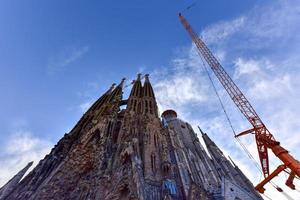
[202,133,218,150]
[0,161,33,199]
[109,78,125,98]
[202,132,236,179]
[141,74,158,116]
[91,78,125,119]
[198,126,205,135]
[202,132,254,191]
[105,78,125,106]
[127,74,142,113]
[142,74,155,98]
[129,74,142,98]
[88,83,116,113]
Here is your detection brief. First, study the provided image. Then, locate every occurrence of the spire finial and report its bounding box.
[145,74,150,82]
[106,83,116,93]
[198,126,205,135]
[109,83,116,91]
[119,78,126,87]
[137,73,142,81]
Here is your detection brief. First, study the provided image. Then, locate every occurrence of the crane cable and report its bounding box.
[180,2,197,14]
[262,193,273,200]
[197,49,262,174]
[283,169,300,193]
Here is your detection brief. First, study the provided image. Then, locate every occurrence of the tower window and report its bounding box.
[149,101,153,114]
[106,121,112,137]
[145,100,148,113]
[137,102,141,113]
[133,100,137,111]
[151,153,156,172]
[154,134,157,147]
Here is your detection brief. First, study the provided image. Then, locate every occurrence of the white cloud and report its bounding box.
[0,130,52,187]
[234,58,264,78]
[201,16,246,45]
[155,75,206,106]
[152,45,216,119]
[249,74,292,100]
[47,45,89,74]
[79,100,93,113]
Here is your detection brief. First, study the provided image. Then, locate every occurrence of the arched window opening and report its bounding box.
[149,101,153,114]
[133,142,138,155]
[146,132,150,144]
[106,121,112,137]
[177,150,184,162]
[133,100,137,111]
[145,100,148,113]
[137,102,141,113]
[121,152,131,165]
[151,153,156,172]
[163,163,170,175]
[94,129,100,140]
[119,185,129,200]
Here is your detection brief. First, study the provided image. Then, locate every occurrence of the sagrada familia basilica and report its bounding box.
[0,74,263,200]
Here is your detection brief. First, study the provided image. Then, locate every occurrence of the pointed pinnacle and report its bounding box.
[28,161,34,167]
[119,78,126,88]
[137,73,142,81]
[109,83,116,91]
[198,126,205,135]
[145,74,150,82]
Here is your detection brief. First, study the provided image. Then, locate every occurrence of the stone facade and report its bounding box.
[0,74,263,200]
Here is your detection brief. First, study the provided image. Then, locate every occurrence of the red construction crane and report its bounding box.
[178,13,300,193]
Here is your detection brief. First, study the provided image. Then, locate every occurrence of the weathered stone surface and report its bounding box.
[1,74,262,200]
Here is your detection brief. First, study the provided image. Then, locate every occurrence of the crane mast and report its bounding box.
[178,13,300,193]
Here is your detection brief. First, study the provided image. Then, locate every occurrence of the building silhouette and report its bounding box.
[0,74,262,200]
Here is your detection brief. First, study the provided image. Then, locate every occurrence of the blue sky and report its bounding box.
[1,0,299,199]
[0,0,261,142]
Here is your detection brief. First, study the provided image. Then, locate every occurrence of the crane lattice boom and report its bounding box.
[178,13,300,193]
